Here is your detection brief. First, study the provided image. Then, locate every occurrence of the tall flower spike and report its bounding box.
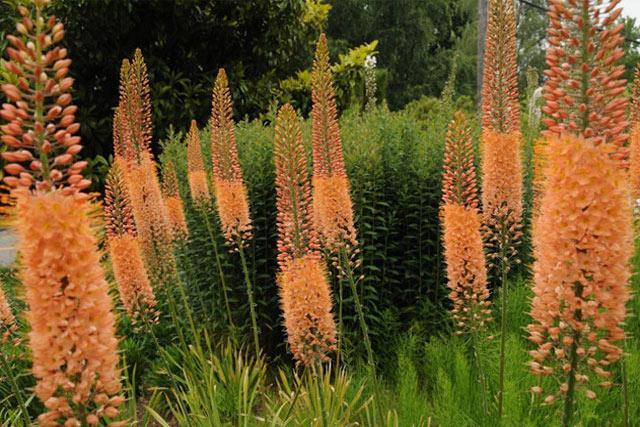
[311,33,357,252]
[104,161,136,238]
[630,65,640,202]
[275,104,336,365]
[105,162,157,323]
[210,69,252,245]
[442,204,491,335]
[442,112,479,209]
[275,104,320,269]
[278,254,337,366]
[481,130,523,269]
[1,3,123,425]
[311,33,346,178]
[542,0,629,161]
[116,49,152,162]
[126,153,177,285]
[0,283,18,344]
[1,7,88,195]
[531,137,549,217]
[481,0,520,134]
[187,120,211,203]
[162,160,189,240]
[19,192,124,427]
[115,51,177,285]
[527,134,632,406]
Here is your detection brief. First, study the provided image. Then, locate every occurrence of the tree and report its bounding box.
[327,0,476,109]
[1,0,326,157]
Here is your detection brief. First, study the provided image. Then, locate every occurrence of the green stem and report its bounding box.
[340,248,374,368]
[497,220,508,419]
[0,350,31,426]
[562,282,583,427]
[471,327,488,416]
[199,203,236,333]
[336,268,344,368]
[562,330,580,427]
[237,238,260,356]
[313,364,329,427]
[622,338,630,427]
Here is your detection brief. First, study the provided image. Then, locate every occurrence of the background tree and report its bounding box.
[327,0,477,109]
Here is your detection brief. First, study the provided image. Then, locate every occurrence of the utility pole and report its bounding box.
[477,0,488,106]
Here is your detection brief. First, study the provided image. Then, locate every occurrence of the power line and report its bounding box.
[517,0,640,45]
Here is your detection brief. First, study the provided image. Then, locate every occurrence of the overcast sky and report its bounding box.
[622,0,640,22]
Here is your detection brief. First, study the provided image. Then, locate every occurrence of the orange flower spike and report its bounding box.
[115,50,176,285]
[211,69,243,183]
[104,161,136,239]
[116,49,152,162]
[108,235,158,323]
[0,284,18,344]
[481,0,520,134]
[186,120,211,203]
[527,134,632,400]
[311,33,346,178]
[0,4,87,195]
[481,130,523,250]
[127,153,177,285]
[162,160,189,240]
[442,112,479,209]
[275,105,336,365]
[17,192,123,427]
[1,4,123,424]
[442,203,491,334]
[274,104,320,269]
[278,254,337,366]
[630,66,640,201]
[210,69,252,245]
[310,34,357,251]
[542,0,629,160]
[531,137,549,217]
[105,163,157,322]
[631,64,640,126]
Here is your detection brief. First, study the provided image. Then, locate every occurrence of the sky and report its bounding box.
[622,0,640,22]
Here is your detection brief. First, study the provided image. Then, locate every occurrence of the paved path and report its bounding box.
[0,228,17,267]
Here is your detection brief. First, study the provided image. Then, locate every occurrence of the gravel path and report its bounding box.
[0,228,17,267]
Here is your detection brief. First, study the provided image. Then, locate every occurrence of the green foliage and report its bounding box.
[278,40,379,113]
[0,0,330,158]
[267,367,370,426]
[327,0,476,108]
[149,339,266,426]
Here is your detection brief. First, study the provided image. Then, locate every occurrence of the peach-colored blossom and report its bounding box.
[162,160,189,240]
[481,130,523,267]
[527,134,632,400]
[310,34,358,255]
[127,153,177,285]
[312,175,357,252]
[442,112,479,209]
[0,284,17,344]
[274,104,321,269]
[210,69,252,245]
[531,137,549,217]
[274,104,336,365]
[104,163,157,322]
[108,234,158,324]
[1,5,122,425]
[17,191,122,426]
[442,203,491,334]
[187,120,211,203]
[541,0,629,162]
[481,0,520,134]
[278,254,336,366]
